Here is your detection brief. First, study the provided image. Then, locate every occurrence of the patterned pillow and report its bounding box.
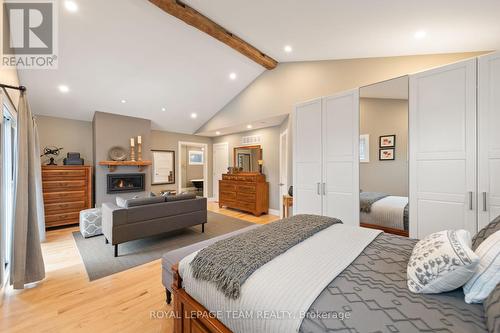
[484,283,500,333]
[472,215,500,251]
[407,230,479,294]
[464,230,500,303]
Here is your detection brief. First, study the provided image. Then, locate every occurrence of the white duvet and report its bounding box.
[179,224,381,333]
[360,196,408,230]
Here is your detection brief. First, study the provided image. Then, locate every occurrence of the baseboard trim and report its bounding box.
[269,209,280,217]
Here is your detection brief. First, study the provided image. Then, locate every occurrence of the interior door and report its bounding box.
[478,52,500,229]
[293,99,322,215]
[279,130,288,217]
[322,89,360,225]
[213,142,229,201]
[409,58,477,238]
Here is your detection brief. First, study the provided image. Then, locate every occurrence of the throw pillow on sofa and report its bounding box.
[407,229,479,294]
[463,230,500,303]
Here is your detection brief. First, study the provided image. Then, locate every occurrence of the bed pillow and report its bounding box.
[484,283,500,333]
[407,229,479,294]
[472,215,500,251]
[463,230,500,303]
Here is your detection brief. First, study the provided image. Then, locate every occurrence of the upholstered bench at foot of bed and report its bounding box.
[161,224,259,304]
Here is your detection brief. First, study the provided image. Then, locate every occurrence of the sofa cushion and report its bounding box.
[165,193,196,202]
[116,195,165,208]
[126,197,206,224]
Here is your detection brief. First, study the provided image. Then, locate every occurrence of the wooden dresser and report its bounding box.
[42,165,92,228]
[219,173,269,216]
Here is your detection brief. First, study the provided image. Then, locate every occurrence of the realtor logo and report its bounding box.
[1,0,58,69]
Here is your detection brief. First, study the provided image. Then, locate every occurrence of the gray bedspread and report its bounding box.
[300,233,487,333]
[190,214,341,299]
[360,192,388,213]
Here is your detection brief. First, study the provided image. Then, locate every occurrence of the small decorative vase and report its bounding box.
[288,186,293,197]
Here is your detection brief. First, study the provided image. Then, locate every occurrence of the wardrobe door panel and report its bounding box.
[479,52,500,229]
[293,99,323,215]
[322,90,359,225]
[409,59,477,238]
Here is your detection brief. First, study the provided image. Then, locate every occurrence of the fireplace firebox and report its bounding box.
[107,173,145,194]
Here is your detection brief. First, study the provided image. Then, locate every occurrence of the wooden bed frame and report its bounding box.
[360,222,409,237]
[171,264,231,333]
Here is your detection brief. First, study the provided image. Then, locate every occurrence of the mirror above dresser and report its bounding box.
[233,145,262,173]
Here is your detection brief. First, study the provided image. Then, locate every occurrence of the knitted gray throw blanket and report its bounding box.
[190,214,342,299]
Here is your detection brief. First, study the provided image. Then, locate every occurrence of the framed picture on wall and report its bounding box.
[379,148,395,160]
[189,150,204,165]
[151,150,175,185]
[379,135,396,148]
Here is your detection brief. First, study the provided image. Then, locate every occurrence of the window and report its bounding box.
[1,91,17,282]
[359,134,370,163]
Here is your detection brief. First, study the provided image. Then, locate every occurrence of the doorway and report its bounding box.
[178,141,208,197]
[279,129,288,217]
[212,142,229,201]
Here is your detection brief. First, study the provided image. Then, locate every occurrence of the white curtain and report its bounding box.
[10,91,45,289]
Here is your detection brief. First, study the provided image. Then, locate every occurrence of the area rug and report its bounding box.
[73,211,253,281]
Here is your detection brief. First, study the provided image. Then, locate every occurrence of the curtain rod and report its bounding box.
[0,83,26,91]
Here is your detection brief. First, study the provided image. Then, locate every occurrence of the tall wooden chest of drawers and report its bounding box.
[41,165,92,228]
[219,173,269,216]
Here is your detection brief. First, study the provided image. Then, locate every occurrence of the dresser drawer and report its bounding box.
[237,192,256,202]
[219,182,237,192]
[43,191,86,204]
[42,169,87,180]
[43,180,86,192]
[237,184,256,193]
[45,201,86,214]
[45,212,80,226]
[236,201,256,211]
[220,191,237,201]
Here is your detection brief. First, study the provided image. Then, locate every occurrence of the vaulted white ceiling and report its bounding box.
[19,0,500,134]
[18,0,264,133]
[185,0,500,62]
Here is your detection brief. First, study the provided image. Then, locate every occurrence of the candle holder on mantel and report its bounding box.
[137,136,143,161]
[130,138,136,162]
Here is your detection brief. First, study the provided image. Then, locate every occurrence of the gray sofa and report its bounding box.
[161,224,259,304]
[102,194,207,257]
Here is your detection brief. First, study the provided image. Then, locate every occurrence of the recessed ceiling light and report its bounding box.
[121,99,127,104]
[215,131,221,135]
[414,30,427,39]
[191,113,197,119]
[246,124,252,129]
[161,107,166,112]
[229,72,237,80]
[284,45,293,53]
[58,85,69,93]
[64,0,78,12]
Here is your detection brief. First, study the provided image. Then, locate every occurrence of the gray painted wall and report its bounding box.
[150,130,213,197]
[213,126,281,211]
[93,111,152,206]
[37,115,93,165]
[360,98,408,196]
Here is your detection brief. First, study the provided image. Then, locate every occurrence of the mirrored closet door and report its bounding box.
[358,76,409,237]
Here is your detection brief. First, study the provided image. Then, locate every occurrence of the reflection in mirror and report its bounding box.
[234,145,262,172]
[359,76,409,237]
[151,150,175,185]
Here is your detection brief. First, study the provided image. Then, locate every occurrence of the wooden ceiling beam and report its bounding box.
[149,0,278,70]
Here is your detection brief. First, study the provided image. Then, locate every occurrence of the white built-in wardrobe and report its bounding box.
[293,52,500,239]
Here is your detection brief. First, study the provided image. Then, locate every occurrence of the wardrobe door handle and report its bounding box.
[469,191,473,210]
[322,183,326,195]
[317,183,321,195]
[483,192,488,212]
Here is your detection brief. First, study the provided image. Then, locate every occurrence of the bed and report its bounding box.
[360,192,409,236]
[166,216,492,333]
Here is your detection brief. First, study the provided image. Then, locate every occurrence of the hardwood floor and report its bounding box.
[0,203,279,333]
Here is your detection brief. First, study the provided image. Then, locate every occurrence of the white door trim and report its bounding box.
[279,129,288,217]
[212,142,229,201]
[178,141,209,197]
